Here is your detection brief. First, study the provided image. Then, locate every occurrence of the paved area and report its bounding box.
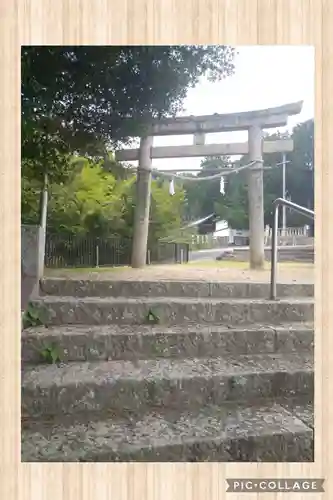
[45,262,314,283]
[190,246,247,261]
[190,245,314,262]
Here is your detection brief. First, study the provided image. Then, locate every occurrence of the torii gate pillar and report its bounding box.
[131,135,153,268]
[248,125,265,269]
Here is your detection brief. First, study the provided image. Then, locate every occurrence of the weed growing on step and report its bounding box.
[22,302,48,329]
[38,343,62,364]
[145,309,160,324]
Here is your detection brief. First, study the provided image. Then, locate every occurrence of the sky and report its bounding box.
[125,46,314,173]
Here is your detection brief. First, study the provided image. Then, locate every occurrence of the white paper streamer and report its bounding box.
[169,178,175,196]
[220,176,225,194]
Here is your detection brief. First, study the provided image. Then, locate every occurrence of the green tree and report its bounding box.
[46,160,136,237]
[21,174,43,225]
[183,156,232,219]
[22,156,187,246]
[22,46,235,183]
[215,172,250,229]
[261,120,314,226]
[149,179,185,245]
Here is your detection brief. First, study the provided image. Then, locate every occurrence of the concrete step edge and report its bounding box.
[21,323,314,363]
[28,296,315,327]
[21,400,314,462]
[39,279,314,299]
[22,353,314,418]
[33,296,315,304]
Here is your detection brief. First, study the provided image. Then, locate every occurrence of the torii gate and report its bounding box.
[116,101,303,269]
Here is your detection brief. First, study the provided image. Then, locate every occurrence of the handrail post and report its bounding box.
[270,202,279,300]
[269,197,314,300]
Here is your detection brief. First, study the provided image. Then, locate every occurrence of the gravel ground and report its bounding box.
[45,263,314,283]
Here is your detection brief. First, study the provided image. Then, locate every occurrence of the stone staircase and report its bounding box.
[225,246,314,263]
[21,279,314,462]
[264,246,314,263]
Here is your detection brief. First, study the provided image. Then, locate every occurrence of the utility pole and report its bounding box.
[38,171,48,278]
[282,152,287,234]
[39,172,48,229]
[131,135,153,268]
[247,125,265,269]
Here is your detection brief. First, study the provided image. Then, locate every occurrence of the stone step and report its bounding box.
[39,279,314,299]
[228,247,314,263]
[22,352,313,419]
[21,399,314,462]
[22,322,314,364]
[30,296,314,326]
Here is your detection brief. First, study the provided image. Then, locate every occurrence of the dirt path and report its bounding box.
[45,262,314,283]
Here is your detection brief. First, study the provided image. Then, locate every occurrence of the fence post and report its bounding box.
[147,249,151,265]
[180,248,184,264]
[96,243,99,268]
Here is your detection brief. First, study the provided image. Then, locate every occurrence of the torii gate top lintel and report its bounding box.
[115,101,303,162]
[149,101,303,136]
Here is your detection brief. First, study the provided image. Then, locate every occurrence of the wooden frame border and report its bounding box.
[0,1,326,499]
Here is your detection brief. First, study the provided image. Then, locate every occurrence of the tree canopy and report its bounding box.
[22,45,235,183]
[22,45,238,252]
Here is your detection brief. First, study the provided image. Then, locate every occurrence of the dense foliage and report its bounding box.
[183,119,314,228]
[21,45,235,244]
[22,45,235,183]
[22,159,185,244]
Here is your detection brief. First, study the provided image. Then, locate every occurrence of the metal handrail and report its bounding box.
[270,198,314,300]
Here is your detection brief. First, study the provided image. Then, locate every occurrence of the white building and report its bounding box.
[213,220,250,245]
